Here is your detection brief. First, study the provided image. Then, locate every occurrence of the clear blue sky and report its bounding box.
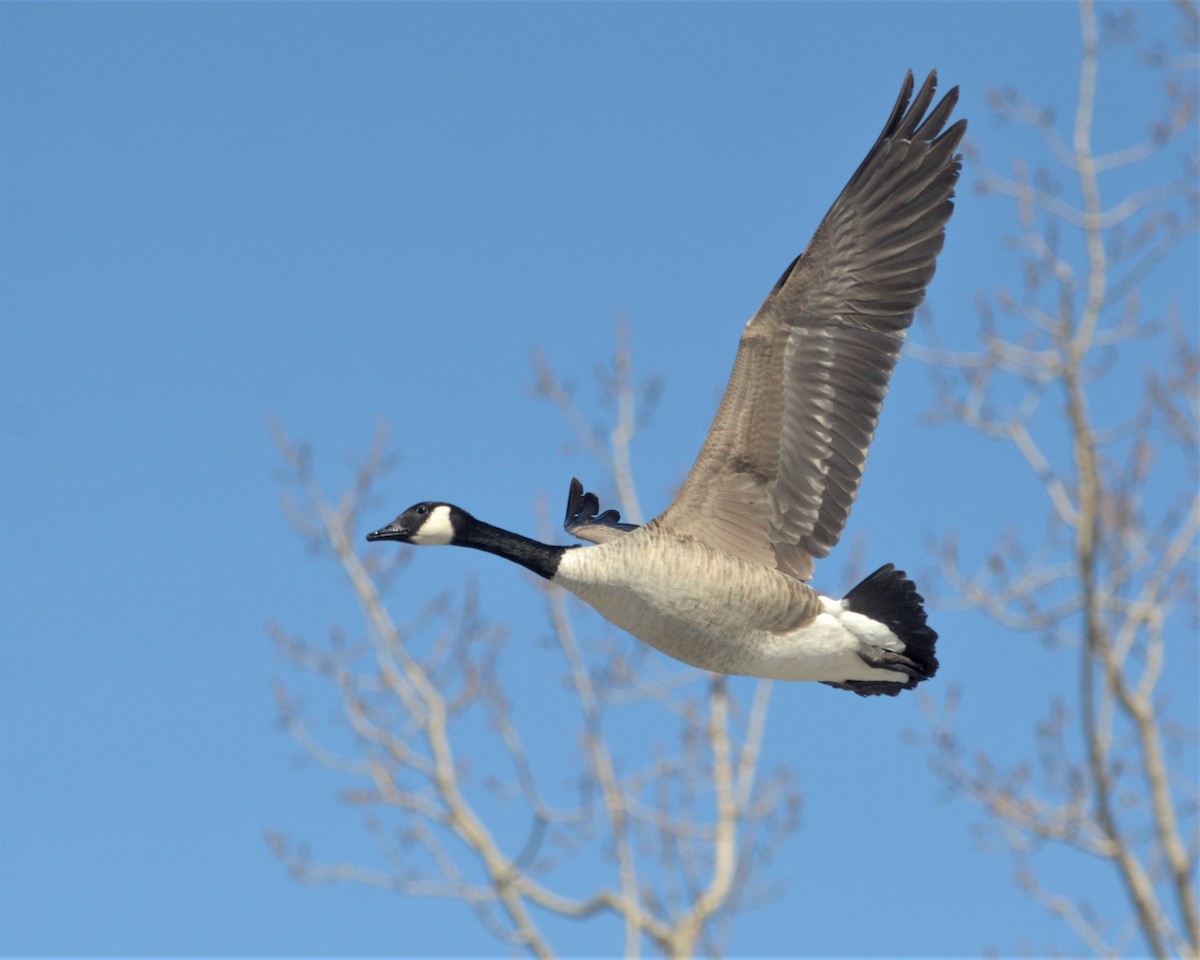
[2,2,1195,957]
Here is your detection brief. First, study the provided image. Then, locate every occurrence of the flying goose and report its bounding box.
[368,71,964,696]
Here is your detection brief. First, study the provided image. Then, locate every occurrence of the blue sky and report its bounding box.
[2,2,1195,957]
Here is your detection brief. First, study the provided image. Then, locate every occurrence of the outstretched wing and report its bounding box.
[660,71,965,581]
[563,477,640,545]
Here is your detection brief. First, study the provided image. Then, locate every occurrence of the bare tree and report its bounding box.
[267,325,800,958]
[913,1,1199,956]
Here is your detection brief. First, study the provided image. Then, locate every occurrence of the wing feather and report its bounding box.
[659,70,965,581]
[563,478,640,545]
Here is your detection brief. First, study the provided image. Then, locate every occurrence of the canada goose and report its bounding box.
[368,71,964,696]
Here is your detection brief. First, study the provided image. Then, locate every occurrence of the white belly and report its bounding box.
[553,535,907,684]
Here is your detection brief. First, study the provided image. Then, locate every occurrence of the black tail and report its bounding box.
[824,563,939,697]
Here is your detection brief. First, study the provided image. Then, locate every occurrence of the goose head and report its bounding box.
[366,502,468,546]
[367,501,567,579]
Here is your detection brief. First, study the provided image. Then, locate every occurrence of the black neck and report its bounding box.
[457,517,568,580]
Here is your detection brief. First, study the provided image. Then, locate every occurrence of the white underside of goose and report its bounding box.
[553,530,907,684]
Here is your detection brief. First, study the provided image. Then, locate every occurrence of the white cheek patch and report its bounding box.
[411,504,455,545]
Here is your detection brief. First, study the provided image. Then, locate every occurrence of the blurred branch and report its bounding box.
[914,2,1199,956]
[531,316,661,523]
[269,329,798,957]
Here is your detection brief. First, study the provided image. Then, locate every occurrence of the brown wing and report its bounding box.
[563,478,640,545]
[659,71,965,580]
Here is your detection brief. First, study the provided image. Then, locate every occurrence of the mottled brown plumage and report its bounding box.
[661,71,965,581]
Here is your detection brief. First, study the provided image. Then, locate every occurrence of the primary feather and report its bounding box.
[661,70,965,581]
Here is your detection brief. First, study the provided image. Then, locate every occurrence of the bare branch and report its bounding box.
[916,1,1200,955]
[270,326,799,956]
